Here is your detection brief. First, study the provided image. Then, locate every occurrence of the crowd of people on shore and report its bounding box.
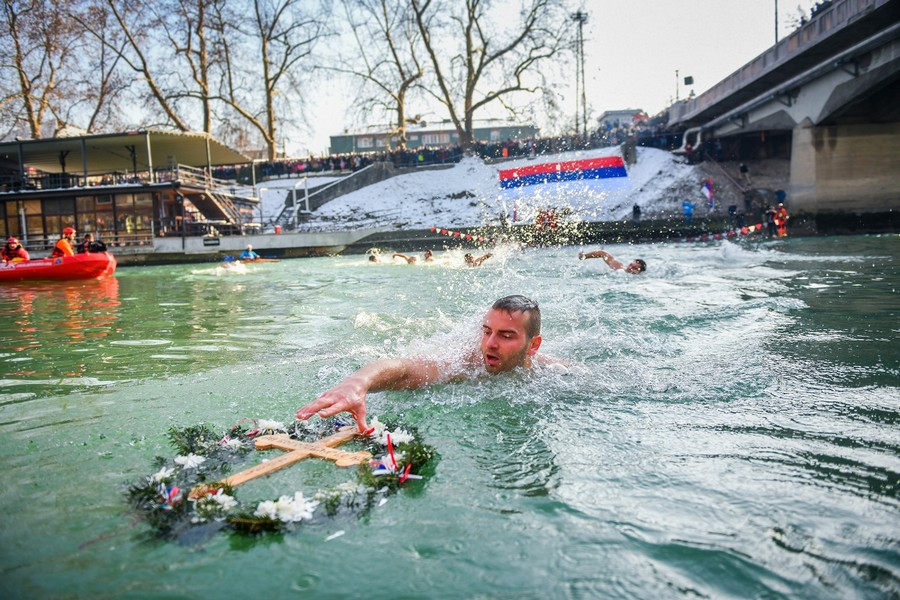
[214,119,690,186]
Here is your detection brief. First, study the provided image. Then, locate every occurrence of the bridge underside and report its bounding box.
[705,37,900,218]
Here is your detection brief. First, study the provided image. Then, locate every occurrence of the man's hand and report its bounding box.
[296,382,368,433]
[296,358,447,433]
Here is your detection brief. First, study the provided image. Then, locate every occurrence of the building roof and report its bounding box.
[598,109,645,121]
[0,129,251,174]
[337,120,535,137]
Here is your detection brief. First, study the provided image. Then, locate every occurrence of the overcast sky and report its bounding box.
[300,0,819,155]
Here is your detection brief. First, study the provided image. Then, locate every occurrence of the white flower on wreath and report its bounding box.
[192,489,238,523]
[257,419,286,433]
[212,490,238,511]
[221,437,244,451]
[369,416,414,446]
[255,492,319,523]
[150,466,175,482]
[174,453,206,469]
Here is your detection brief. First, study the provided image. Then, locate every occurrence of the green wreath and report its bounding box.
[127,416,437,540]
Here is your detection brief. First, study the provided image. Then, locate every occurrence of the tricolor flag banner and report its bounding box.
[497,153,630,221]
[702,178,714,209]
[499,156,629,195]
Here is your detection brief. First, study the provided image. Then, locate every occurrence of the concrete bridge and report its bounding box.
[668,0,899,219]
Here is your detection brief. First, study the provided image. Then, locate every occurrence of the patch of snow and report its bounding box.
[256,147,707,230]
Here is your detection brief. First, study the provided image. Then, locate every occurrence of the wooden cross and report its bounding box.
[190,427,371,498]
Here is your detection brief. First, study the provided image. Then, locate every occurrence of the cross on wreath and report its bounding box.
[190,427,371,499]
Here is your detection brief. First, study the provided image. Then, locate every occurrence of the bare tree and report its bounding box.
[1,0,82,138]
[410,0,570,149]
[61,2,131,133]
[338,0,423,150]
[212,0,330,160]
[151,0,220,134]
[78,0,192,131]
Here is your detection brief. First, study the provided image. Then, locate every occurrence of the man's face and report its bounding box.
[480,308,542,373]
[625,261,643,274]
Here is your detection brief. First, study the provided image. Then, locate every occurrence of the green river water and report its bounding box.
[1,235,898,599]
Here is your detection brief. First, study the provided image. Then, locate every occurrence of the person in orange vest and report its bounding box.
[775,203,789,237]
[51,226,77,258]
[1,236,30,262]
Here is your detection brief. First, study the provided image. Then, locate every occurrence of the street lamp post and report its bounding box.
[570,10,588,141]
[775,0,779,44]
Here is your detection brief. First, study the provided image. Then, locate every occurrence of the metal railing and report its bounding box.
[21,231,154,253]
[0,163,249,198]
[273,165,376,228]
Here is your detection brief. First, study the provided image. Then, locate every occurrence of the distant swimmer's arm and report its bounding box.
[296,357,449,432]
[392,252,413,262]
[473,253,493,266]
[578,249,624,270]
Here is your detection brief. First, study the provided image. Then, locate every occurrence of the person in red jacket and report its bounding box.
[51,227,77,258]
[1,237,29,262]
[775,203,790,237]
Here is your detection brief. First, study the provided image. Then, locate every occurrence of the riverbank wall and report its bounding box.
[112,212,894,267]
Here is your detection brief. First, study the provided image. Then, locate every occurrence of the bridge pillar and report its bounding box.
[789,120,900,216]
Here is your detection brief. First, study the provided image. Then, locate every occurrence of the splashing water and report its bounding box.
[0,235,897,598]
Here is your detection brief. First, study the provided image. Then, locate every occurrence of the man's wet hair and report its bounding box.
[635,259,647,272]
[492,295,541,338]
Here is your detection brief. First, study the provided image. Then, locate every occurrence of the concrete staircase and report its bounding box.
[273,161,455,231]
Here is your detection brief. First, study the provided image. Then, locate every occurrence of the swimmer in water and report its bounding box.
[296,295,559,432]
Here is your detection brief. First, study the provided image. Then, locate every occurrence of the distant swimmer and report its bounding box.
[423,249,434,262]
[393,252,418,264]
[579,249,646,274]
[464,252,492,267]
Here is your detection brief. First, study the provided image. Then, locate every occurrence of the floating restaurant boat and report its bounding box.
[0,252,117,282]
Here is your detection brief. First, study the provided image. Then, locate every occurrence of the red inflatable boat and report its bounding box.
[0,252,117,282]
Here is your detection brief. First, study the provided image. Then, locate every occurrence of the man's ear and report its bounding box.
[527,335,542,356]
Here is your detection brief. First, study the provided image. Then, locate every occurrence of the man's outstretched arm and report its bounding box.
[296,358,446,432]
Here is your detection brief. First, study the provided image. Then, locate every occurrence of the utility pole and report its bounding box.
[775,0,779,44]
[570,10,588,141]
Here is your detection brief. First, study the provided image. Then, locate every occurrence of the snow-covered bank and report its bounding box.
[257,147,721,231]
